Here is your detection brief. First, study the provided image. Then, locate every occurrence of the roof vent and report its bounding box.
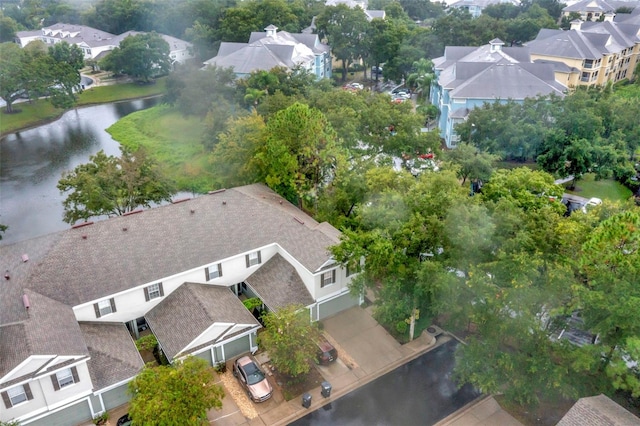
[190,209,195,214]
[4,270,9,280]
[23,294,30,310]
[122,227,128,232]
[293,216,305,225]
[82,235,87,240]
[21,254,29,263]
[222,201,226,205]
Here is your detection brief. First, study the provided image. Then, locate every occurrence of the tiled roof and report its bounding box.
[80,322,144,389]
[245,253,315,311]
[16,184,336,306]
[557,394,640,425]
[145,283,260,359]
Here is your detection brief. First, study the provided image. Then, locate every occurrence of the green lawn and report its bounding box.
[106,105,212,193]
[0,78,167,136]
[565,173,633,202]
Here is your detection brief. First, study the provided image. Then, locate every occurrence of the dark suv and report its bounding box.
[316,337,338,365]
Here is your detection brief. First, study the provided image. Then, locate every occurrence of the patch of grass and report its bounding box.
[106,105,212,193]
[78,78,167,105]
[0,78,167,137]
[0,101,62,135]
[565,173,633,202]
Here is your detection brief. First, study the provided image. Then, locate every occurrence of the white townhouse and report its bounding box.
[0,184,360,425]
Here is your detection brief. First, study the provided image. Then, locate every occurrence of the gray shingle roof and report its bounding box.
[557,394,640,425]
[0,289,89,381]
[563,0,617,13]
[245,253,315,311]
[41,23,118,48]
[145,283,260,359]
[80,322,144,389]
[16,184,336,307]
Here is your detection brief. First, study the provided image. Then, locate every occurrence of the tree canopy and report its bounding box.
[57,147,175,224]
[101,32,170,83]
[128,356,225,425]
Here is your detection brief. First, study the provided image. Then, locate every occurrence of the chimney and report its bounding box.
[570,19,583,31]
[489,38,504,53]
[23,294,30,310]
[603,12,615,22]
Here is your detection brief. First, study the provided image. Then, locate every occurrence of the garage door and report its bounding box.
[223,334,252,359]
[25,399,91,426]
[318,292,359,320]
[102,383,131,410]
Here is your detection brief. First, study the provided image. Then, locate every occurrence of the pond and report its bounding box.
[0,98,160,245]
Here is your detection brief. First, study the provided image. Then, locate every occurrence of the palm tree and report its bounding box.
[406,58,434,101]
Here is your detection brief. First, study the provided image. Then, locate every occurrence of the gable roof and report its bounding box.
[145,283,260,359]
[563,0,618,13]
[80,322,144,389]
[205,28,324,75]
[245,253,315,311]
[8,184,337,307]
[557,394,640,425]
[0,290,89,383]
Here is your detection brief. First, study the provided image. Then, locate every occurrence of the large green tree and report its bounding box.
[129,356,225,425]
[0,43,30,113]
[101,32,170,83]
[57,147,175,224]
[259,304,319,377]
[316,4,369,81]
[47,42,85,109]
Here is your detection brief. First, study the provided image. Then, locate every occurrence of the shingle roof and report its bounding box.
[527,29,603,59]
[145,283,260,359]
[80,322,144,389]
[245,253,315,311]
[16,184,336,307]
[557,394,640,425]
[41,23,118,48]
[563,0,617,13]
[0,290,89,381]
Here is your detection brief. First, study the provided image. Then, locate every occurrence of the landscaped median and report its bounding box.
[0,77,167,137]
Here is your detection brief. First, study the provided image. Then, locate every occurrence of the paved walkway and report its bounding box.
[436,395,523,426]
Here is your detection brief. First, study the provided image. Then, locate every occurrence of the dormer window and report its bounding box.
[145,282,164,301]
[53,367,79,390]
[206,263,222,280]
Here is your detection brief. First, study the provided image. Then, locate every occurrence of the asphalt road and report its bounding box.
[290,339,480,426]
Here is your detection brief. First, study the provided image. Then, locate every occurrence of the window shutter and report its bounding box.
[24,383,33,400]
[217,263,222,277]
[205,267,210,281]
[257,251,262,264]
[332,269,336,283]
[245,255,250,268]
[144,287,150,302]
[94,303,101,318]
[71,366,79,383]
[1,391,11,408]
[51,374,60,391]
[109,298,116,313]
[158,282,164,297]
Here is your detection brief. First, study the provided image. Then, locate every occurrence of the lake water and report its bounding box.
[0,98,160,245]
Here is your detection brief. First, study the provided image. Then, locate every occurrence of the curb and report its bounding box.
[273,331,444,426]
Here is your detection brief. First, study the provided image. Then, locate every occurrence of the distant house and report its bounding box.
[449,0,520,18]
[430,38,567,148]
[203,25,332,80]
[561,0,638,21]
[14,24,194,64]
[0,184,360,425]
[325,0,386,20]
[527,13,640,87]
[557,394,640,425]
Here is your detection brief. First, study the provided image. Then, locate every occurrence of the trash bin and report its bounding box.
[321,381,332,398]
[302,393,312,408]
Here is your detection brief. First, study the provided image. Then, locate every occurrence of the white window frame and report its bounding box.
[7,386,27,406]
[248,251,260,267]
[97,299,113,316]
[147,283,161,300]
[321,270,336,288]
[56,368,75,388]
[207,263,222,280]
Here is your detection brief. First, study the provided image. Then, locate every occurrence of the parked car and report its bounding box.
[233,355,273,402]
[116,414,132,426]
[316,336,338,365]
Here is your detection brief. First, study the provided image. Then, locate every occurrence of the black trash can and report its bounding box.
[321,381,332,398]
[302,393,312,408]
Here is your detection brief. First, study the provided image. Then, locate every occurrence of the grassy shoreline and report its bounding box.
[0,78,167,138]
